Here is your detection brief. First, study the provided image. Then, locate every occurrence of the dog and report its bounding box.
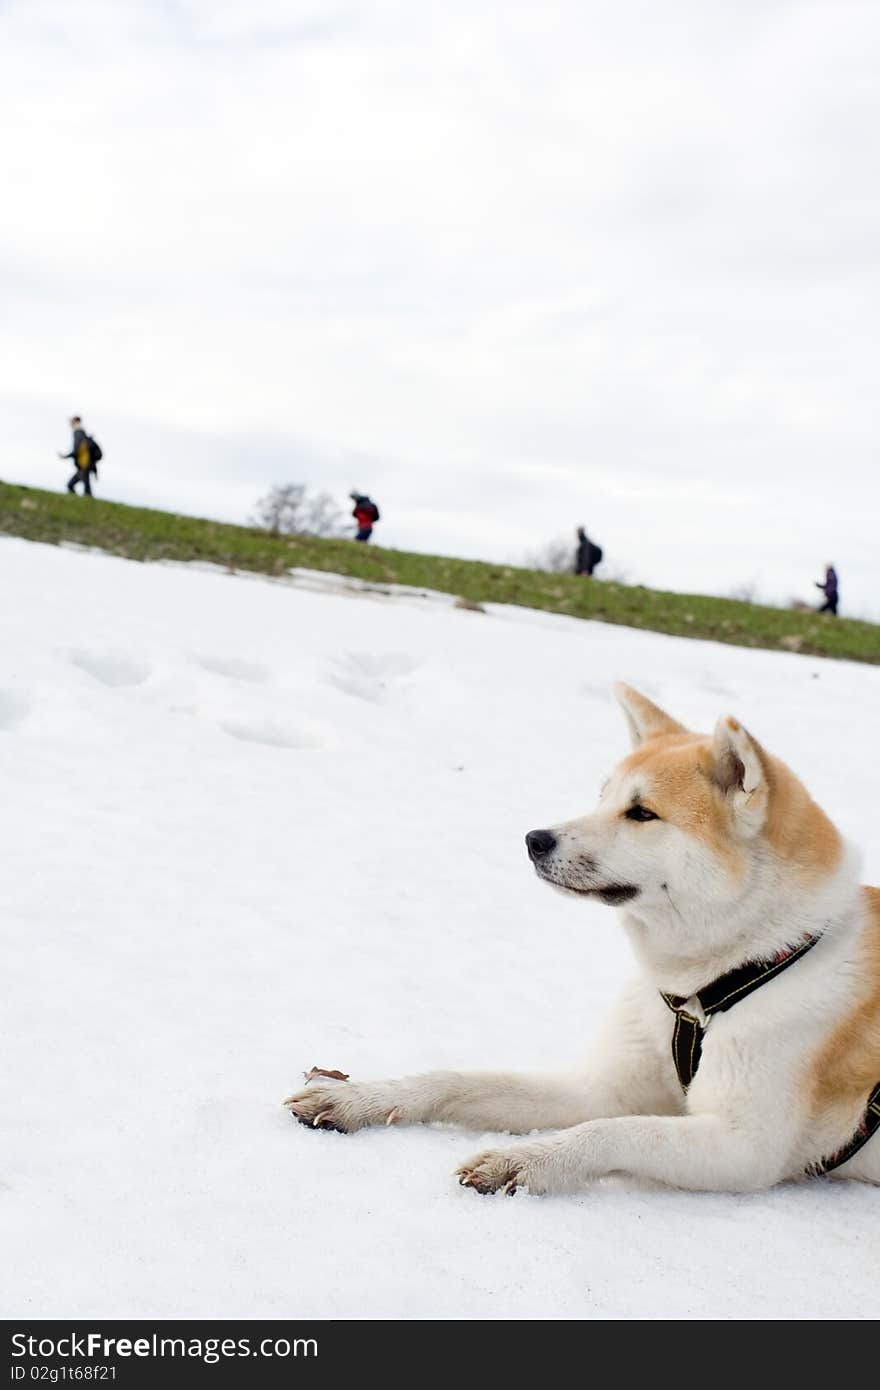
[285,684,880,1194]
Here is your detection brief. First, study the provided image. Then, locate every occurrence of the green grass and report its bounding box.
[2,480,878,664]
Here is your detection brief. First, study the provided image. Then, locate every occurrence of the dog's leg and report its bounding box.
[285,1069,623,1134]
[285,986,678,1135]
[457,1112,789,1195]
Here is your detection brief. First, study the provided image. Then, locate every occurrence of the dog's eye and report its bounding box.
[625,804,659,822]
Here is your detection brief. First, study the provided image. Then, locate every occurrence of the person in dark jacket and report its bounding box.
[350,491,380,542]
[574,526,603,576]
[58,416,94,497]
[815,564,839,615]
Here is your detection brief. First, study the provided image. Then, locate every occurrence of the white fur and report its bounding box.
[285,691,880,1196]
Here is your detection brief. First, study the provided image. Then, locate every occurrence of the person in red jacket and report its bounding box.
[350,491,380,542]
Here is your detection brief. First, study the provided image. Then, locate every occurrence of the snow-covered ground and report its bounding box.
[3,536,879,1321]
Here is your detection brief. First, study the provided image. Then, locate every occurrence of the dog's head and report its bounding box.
[526,684,841,925]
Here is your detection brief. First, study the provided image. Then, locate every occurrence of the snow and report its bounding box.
[2,535,879,1322]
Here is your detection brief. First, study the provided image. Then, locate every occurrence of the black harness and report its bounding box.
[660,934,880,1177]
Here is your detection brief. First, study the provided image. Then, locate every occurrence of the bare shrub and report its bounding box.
[252,484,346,538]
[526,537,575,574]
[729,583,758,604]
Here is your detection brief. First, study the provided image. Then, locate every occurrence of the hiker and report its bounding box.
[350,491,380,542]
[815,564,839,616]
[58,416,100,497]
[574,526,603,576]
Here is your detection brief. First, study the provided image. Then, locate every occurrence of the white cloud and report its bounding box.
[2,1,879,616]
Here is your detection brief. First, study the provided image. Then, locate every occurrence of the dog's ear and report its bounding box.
[614,684,688,748]
[710,715,769,833]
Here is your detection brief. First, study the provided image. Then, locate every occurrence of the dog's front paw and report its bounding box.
[456,1143,552,1196]
[284,1077,403,1134]
[284,1083,352,1132]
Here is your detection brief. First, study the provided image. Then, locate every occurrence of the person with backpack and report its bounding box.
[815,563,839,616]
[350,491,380,542]
[574,526,603,576]
[58,416,101,497]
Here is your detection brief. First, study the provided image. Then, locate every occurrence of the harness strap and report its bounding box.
[660,934,823,1093]
[810,1083,880,1176]
[661,1006,702,1090]
[660,933,880,1178]
[661,932,822,1036]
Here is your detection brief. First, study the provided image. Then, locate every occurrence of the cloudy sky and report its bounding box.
[2,1,879,615]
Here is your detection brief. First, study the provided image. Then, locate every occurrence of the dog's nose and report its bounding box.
[525,829,557,861]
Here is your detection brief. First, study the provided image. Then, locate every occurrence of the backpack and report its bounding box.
[589,542,603,567]
[87,437,103,471]
[368,501,380,522]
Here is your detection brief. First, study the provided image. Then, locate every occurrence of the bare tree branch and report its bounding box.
[251,484,347,538]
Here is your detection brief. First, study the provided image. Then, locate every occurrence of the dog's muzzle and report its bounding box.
[525,829,638,905]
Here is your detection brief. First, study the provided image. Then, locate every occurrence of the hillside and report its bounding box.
[2,480,878,664]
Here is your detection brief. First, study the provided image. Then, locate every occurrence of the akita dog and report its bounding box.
[285,685,880,1195]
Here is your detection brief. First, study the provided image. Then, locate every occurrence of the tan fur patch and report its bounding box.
[621,731,843,882]
[759,753,843,878]
[621,735,746,876]
[809,887,880,1118]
